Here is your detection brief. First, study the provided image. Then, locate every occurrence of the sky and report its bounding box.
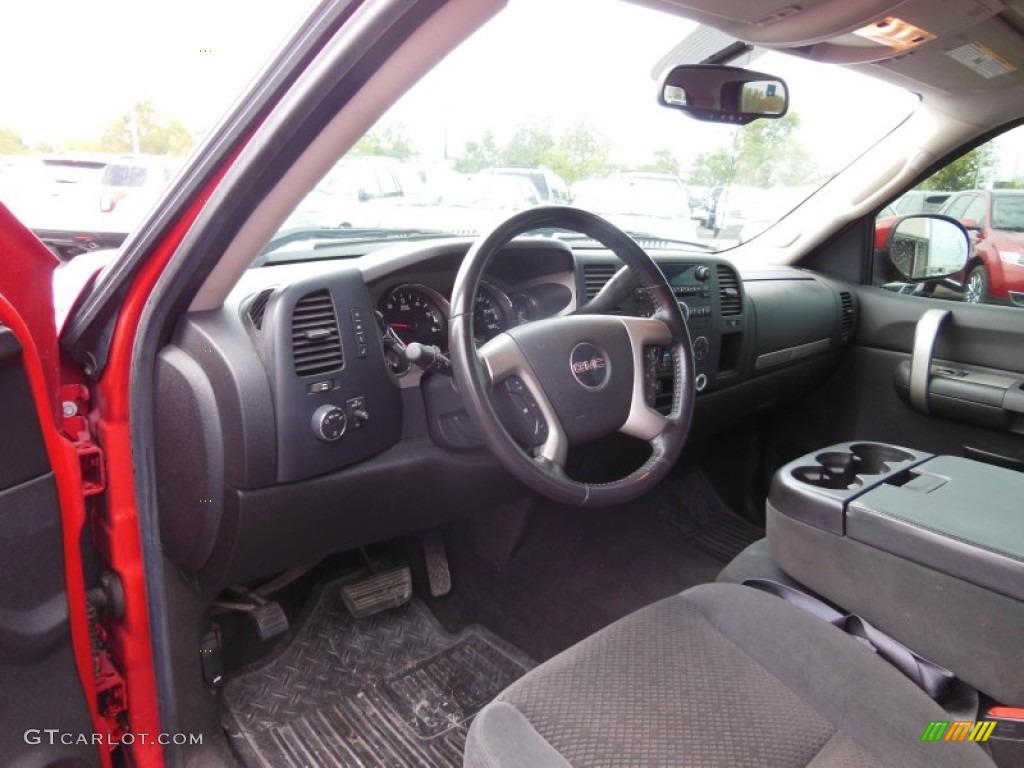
[4,0,1018,182]
[0,0,316,146]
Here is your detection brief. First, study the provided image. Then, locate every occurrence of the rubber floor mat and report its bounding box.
[653,469,763,562]
[222,578,533,767]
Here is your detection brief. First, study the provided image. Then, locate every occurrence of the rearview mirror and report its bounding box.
[658,65,788,125]
[886,215,970,282]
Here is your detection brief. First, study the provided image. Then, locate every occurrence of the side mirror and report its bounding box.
[960,218,981,231]
[885,214,970,282]
[658,65,788,125]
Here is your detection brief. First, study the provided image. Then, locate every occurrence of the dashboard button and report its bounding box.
[312,405,347,442]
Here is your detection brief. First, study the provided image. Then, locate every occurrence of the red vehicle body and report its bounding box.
[936,189,1024,305]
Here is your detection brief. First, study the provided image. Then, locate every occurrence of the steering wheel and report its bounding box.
[449,206,694,507]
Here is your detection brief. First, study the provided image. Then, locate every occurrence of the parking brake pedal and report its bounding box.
[249,600,290,642]
[341,566,413,618]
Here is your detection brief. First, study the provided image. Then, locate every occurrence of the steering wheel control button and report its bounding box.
[570,342,609,389]
[312,404,347,442]
[693,336,709,361]
[695,373,708,392]
[502,376,548,446]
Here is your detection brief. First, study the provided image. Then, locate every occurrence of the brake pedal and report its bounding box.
[422,530,452,597]
[341,566,412,618]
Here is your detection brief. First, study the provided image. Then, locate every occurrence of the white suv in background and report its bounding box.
[97,155,182,232]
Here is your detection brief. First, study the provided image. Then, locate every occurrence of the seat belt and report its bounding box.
[744,578,978,721]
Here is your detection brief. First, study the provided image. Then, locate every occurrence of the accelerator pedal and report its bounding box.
[341,566,413,618]
[422,529,452,597]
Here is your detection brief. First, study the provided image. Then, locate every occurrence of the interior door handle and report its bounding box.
[909,308,951,414]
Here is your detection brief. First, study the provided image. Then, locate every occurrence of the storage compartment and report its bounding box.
[767,442,1024,704]
[770,441,930,534]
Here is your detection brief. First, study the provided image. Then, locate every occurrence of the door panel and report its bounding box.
[0,326,98,767]
[764,286,1024,474]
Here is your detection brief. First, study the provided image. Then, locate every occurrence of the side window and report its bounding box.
[962,196,986,227]
[942,195,970,220]
[873,123,1024,308]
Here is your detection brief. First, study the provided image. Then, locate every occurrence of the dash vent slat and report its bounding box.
[583,263,619,299]
[839,291,855,340]
[291,290,343,376]
[716,265,743,316]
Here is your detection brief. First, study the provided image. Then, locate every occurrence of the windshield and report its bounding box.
[0,0,917,261]
[270,0,917,256]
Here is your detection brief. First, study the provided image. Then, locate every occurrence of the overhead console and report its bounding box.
[768,441,1024,705]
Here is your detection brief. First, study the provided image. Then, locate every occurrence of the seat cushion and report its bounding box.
[465,582,994,768]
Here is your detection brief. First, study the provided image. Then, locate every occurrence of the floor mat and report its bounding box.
[651,468,763,562]
[222,578,533,767]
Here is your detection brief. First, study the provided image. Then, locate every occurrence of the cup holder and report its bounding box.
[792,464,863,490]
[849,443,915,467]
[790,443,916,491]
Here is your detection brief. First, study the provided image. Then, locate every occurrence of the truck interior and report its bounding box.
[19,0,1024,766]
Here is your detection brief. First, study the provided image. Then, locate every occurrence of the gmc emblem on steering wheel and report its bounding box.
[570,343,609,388]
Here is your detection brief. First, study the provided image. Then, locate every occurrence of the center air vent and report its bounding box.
[246,288,274,330]
[291,290,343,376]
[716,264,742,315]
[583,263,618,299]
[839,291,855,340]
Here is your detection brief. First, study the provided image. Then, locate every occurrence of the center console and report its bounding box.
[767,441,1024,705]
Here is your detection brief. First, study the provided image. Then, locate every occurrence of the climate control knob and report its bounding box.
[692,336,709,361]
[312,405,347,442]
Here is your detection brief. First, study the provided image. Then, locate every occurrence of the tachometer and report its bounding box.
[380,284,449,349]
[474,283,514,344]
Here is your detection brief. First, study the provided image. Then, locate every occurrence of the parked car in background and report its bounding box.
[0,153,109,232]
[411,173,540,235]
[937,189,1024,305]
[569,173,700,244]
[891,189,954,215]
[97,154,183,232]
[283,155,442,230]
[703,184,768,236]
[479,166,570,203]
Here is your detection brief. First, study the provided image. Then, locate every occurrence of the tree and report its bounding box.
[351,124,417,160]
[733,113,816,187]
[638,148,680,176]
[546,121,611,183]
[0,128,29,155]
[689,147,736,188]
[689,113,817,189]
[919,144,996,191]
[453,121,610,183]
[99,101,196,155]
[502,123,557,169]
[454,131,502,173]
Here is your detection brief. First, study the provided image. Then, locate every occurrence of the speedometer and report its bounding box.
[474,283,513,344]
[380,284,449,349]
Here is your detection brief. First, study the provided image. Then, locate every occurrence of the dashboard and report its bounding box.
[152,236,858,590]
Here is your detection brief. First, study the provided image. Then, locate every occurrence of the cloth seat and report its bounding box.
[464,582,994,768]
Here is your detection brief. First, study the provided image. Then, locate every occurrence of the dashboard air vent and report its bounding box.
[583,263,618,299]
[291,290,343,376]
[839,291,855,340]
[716,265,742,316]
[246,289,274,330]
